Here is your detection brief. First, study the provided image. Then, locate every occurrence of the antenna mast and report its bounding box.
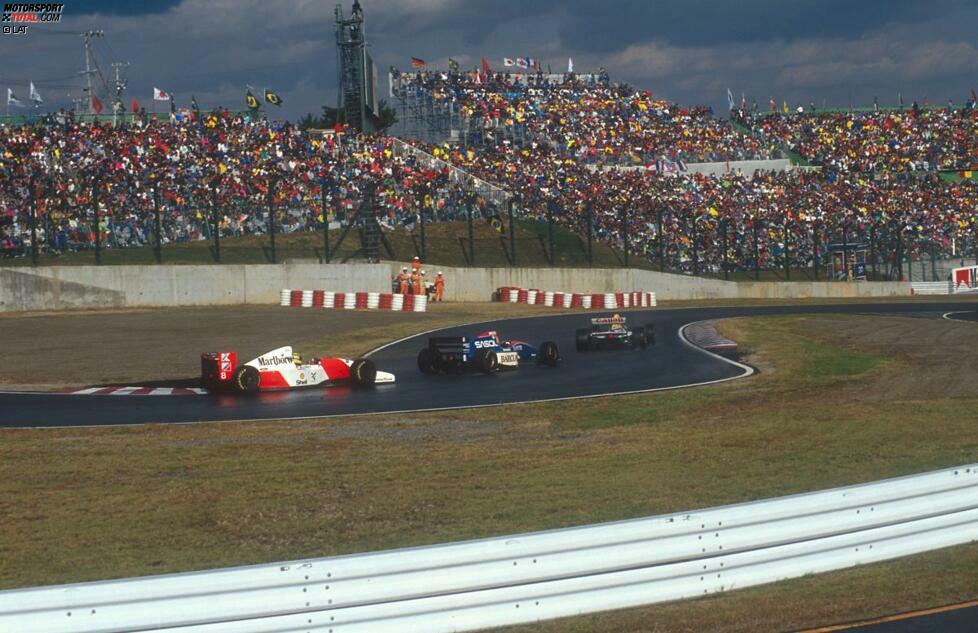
[80,30,104,115]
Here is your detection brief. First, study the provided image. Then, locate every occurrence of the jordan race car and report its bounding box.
[417,330,559,374]
[201,346,394,393]
[575,314,655,351]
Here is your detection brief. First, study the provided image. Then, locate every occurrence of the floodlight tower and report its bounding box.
[335,0,378,133]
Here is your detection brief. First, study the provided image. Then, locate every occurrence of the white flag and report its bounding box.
[29,82,42,105]
[567,57,574,73]
[7,88,25,108]
[153,87,170,101]
[503,58,515,67]
[516,57,528,69]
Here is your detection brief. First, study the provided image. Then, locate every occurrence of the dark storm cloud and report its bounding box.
[2,0,976,121]
[75,0,182,16]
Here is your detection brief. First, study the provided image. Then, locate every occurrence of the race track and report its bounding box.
[0,302,975,428]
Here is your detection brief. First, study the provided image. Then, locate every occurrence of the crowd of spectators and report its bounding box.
[0,111,496,258]
[392,70,781,164]
[2,74,976,274]
[735,105,978,173]
[418,134,978,274]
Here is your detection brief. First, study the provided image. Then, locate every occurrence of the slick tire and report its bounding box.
[351,358,377,387]
[417,347,439,375]
[632,326,648,350]
[575,328,590,352]
[475,348,498,374]
[539,341,560,367]
[232,365,260,394]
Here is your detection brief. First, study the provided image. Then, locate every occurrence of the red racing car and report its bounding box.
[201,345,393,393]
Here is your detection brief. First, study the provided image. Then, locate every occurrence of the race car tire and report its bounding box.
[475,348,498,374]
[539,341,560,366]
[575,328,590,352]
[232,365,260,394]
[417,347,439,375]
[631,326,648,350]
[351,358,377,387]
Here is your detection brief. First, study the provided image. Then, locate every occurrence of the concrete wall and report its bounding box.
[0,263,391,312]
[0,262,911,313]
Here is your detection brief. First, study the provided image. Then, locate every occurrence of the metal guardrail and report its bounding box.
[2,464,977,632]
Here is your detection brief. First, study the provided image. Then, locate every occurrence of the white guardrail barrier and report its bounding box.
[2,464,978,632]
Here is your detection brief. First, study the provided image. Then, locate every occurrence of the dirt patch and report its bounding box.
[798,315,978,400]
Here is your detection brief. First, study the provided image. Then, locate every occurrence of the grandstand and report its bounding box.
[2,59,976,280]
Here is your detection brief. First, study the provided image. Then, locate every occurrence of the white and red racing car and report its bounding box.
[201,346,394,393]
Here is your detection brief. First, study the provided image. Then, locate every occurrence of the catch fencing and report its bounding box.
[2,463,977,632]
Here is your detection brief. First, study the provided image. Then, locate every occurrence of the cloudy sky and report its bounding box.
[2,0,977,121]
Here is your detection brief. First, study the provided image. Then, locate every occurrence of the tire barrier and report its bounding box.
[279,289,428,312]
[5,464,976,633]
[495,287,656,309]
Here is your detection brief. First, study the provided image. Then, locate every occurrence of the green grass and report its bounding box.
[4,218,651,269]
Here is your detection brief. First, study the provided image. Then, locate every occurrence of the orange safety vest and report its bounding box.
[411,273,422,294]
[411,260,422,272]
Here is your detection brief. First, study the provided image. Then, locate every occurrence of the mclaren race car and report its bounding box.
[201,346,394,393]
[417,330,560,374]
[575,314,655,351]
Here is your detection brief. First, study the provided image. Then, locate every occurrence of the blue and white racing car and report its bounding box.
[417,330,560,374]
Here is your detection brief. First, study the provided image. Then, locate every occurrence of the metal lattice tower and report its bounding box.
[335,1,378,133]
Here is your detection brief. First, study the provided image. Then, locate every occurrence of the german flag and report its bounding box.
[410,57,425,69]
[245,90,260,110]
[264,89,283,106]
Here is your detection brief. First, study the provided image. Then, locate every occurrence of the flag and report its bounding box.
[191,96,200,114]
[481,57,490,75]
[448,58,460,72]
[782,100,789,113]
[727,88,735,111]
[6,88,25,108]
[567,57,573,73]
[899,92,904,107]
[153,87,170,101]
[245,90,260,110]
[740,92,746,110]
[516,57,528,69]
[971,89,977,107]
[264,88,283,106]
[410,56,425,68]
[170,95,176,113]
[29,82,42,105]
[487,213,505,234]
[769,98,777,112]
[91,94,103,114]
[131,97,139,113]
[503,58,515,67]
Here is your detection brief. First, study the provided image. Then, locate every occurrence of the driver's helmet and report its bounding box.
[292,351,302,365]
[610,313,625,330]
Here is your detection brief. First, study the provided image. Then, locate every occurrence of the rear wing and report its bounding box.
[428,336,468,356]
[591,316,626,325]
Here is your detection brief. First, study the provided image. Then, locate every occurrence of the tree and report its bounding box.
[299,100,396,132]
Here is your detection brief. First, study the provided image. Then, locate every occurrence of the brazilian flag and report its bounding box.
[246,90,260,110]
[487,213,505,234]
[264,89,283,106]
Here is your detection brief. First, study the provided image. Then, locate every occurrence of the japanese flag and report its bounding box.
[153,87,170,101]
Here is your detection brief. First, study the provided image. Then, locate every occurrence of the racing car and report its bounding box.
[575,313,655,351]
[417,330,559,374]
[200,346,394,393]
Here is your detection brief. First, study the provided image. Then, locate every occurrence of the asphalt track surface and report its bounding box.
[0,302,975,429]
